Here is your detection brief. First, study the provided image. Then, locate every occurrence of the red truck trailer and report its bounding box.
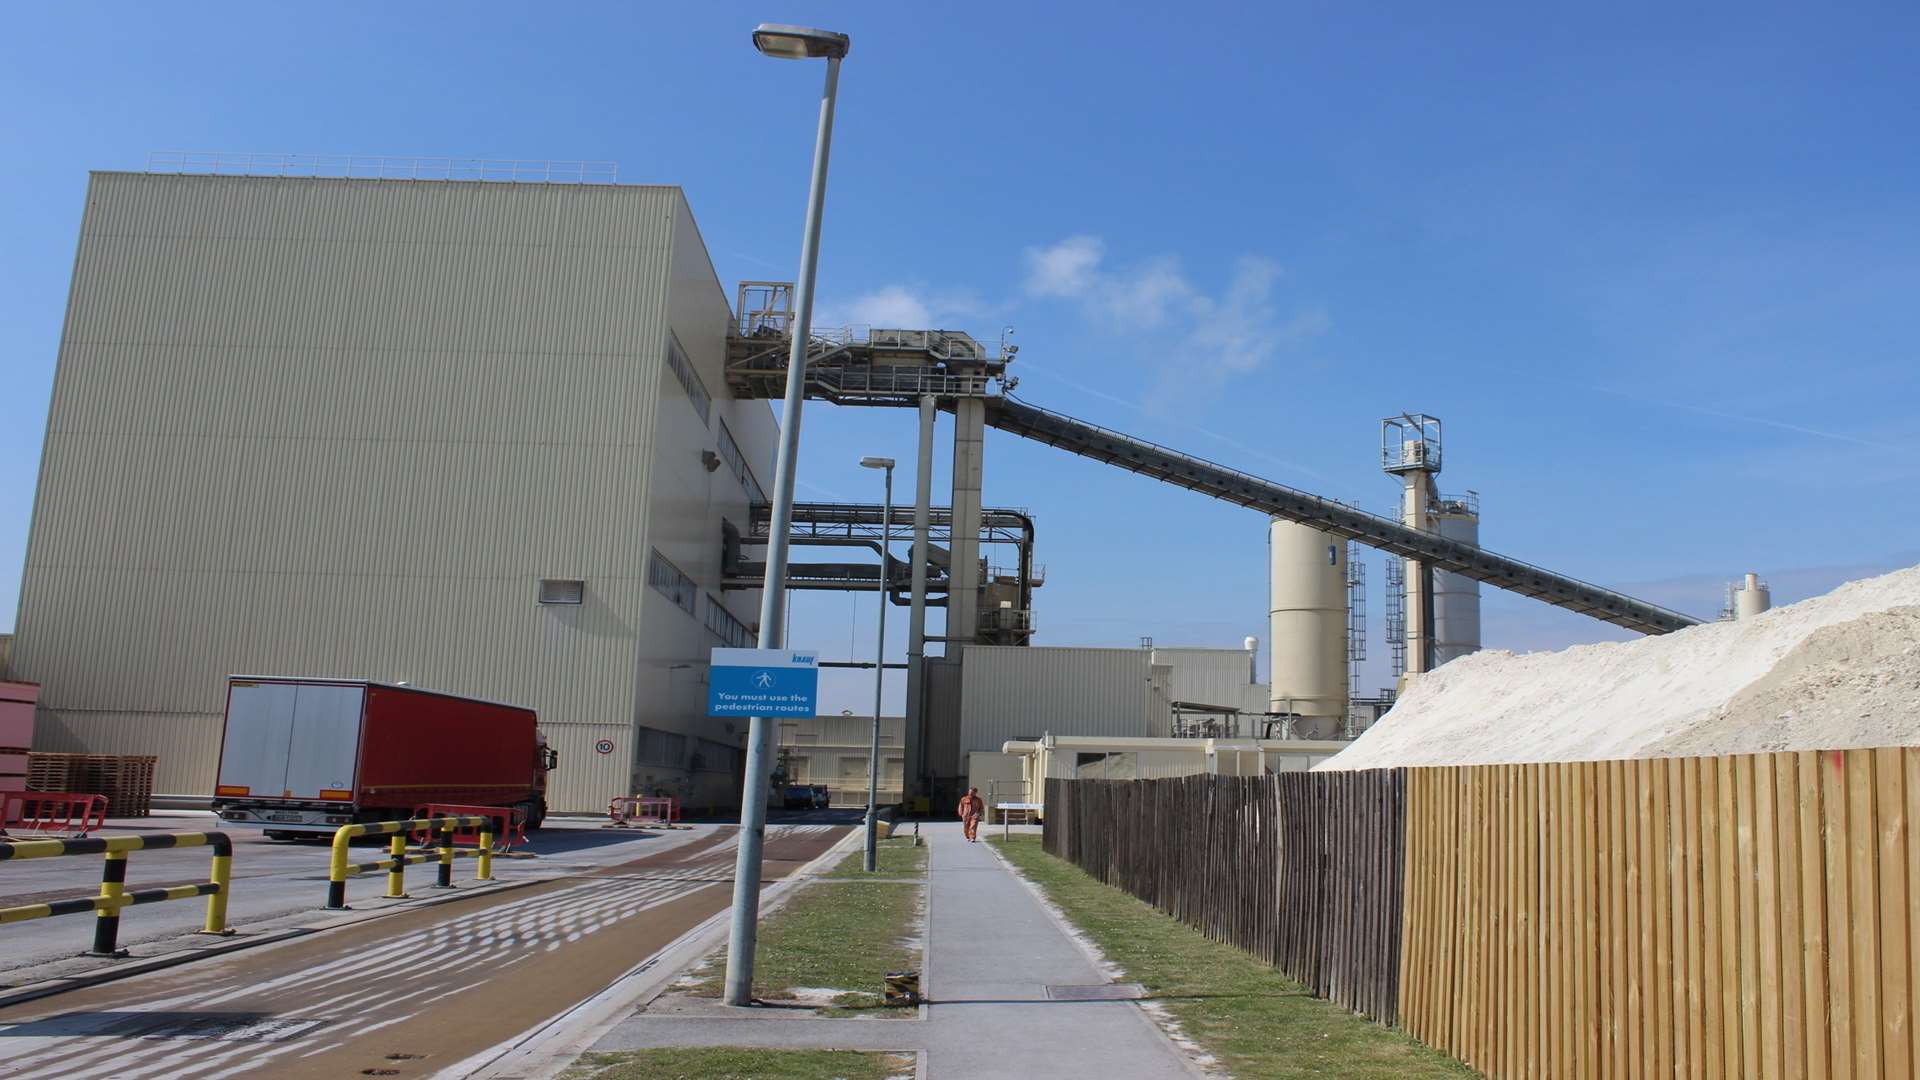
[211,677,556,839]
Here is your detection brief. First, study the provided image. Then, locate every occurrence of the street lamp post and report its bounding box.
[859,456,895,872]
[724,21,851,1009]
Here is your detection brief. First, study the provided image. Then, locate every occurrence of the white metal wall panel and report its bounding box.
[11,173,681,807]
[1150,647,1261,708]
[543,722,633,813]
[34,711,223,792]
[958,646,1154,757]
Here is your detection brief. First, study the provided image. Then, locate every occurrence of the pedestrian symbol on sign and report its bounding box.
[594,739,614,755]
[752,671,775,688]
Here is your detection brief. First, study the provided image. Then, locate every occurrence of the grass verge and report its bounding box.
[685,836,924,1014]
[821,833,928,878]
[990,834,1471,1079]
[561,1047,913,1080]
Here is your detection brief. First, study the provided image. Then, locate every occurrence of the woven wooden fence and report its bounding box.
[1043,770,1406,1022]
[1401,749,1920,1080]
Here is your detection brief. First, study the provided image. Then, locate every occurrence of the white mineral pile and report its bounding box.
[1319,563,1920,771]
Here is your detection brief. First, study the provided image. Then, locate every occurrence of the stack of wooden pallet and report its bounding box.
[26,752,158,817]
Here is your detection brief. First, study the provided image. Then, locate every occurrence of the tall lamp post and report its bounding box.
[859,456,895,872]
[724,21,851,1009]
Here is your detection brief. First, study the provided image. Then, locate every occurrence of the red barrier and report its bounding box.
[605,795,677,828]
[3,792,109,837]
[409,803,522,850]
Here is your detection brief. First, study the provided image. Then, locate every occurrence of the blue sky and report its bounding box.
[3,4,1917,712]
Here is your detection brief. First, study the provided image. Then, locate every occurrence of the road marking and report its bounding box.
[0,825,832,1079]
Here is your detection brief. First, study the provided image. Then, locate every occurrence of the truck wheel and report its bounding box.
[515,799,544,832]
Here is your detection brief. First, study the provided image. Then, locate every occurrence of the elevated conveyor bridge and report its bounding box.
[725,321,1700,637]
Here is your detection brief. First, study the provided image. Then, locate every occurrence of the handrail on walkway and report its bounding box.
[326,816,494,910]
[0,830,233,956]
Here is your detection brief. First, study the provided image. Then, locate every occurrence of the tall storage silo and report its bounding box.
[1268,520,1349,738]
[1733,573,1772,619]
[1430,493,1483,667]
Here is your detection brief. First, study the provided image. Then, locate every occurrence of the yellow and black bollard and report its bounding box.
[434,822,455,888]
[202,841,233,936]
[91,850,131,957]
[385,834,410,899]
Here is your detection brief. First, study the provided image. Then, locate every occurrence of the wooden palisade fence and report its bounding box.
[1045,747,1919,1079]
[1043,771,1405,1022]
[1402,749,1920,1080]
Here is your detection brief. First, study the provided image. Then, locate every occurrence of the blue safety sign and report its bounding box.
[708,648,819,718]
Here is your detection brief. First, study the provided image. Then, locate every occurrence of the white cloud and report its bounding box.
[1024,235,1105,299]
[1021,237,1328,387]
[820,284,986,331]
[843,285,932,329]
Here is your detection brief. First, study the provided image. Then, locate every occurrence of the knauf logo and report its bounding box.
[792,654,810,664]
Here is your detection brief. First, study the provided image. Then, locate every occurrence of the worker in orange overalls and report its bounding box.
[958,787,986,842]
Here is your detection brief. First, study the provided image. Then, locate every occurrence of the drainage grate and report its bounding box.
[1044,983,1147,1001]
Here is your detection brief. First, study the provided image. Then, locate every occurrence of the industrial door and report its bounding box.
[281,684,364,798]
[216,681,299,796]
[216,681,364,799]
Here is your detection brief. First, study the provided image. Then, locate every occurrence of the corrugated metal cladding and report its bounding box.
[957,646,1156,760]
[1150,647,1260,708]
[10,172,710,810]
[785,716,905,747]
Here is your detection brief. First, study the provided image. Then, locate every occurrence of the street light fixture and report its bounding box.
[859,456,895,873]
[724,21,851,1009]
[751,23,850,60]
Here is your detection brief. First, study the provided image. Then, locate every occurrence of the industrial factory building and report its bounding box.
[10,169,777,812]
[10,163,1703,818]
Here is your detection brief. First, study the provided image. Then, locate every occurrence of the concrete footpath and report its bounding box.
[587,822,1203,1080]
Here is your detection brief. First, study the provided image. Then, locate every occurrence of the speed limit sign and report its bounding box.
[594,739,614,755]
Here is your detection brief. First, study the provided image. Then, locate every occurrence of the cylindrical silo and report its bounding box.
[1430,495,1482,667]
[1268,520,1348,737]
[1733,573,1771,620]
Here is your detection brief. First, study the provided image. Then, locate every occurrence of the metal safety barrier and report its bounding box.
[0,830,233,956]
[410,803,524,851]
[326,816,493,910]
[605,795,678,829]
[3,791,109,837]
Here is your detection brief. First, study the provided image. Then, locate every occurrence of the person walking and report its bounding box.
[958,787,986,842]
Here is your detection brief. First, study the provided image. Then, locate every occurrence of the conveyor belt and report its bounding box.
[981,395,1699,635]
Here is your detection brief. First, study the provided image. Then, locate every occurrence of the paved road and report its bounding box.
[0,823,845,1079]
[0,810,863,968]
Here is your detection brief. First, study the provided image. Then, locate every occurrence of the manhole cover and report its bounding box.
[1045,983,1146,1001]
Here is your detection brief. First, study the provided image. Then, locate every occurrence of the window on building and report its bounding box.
[537,579,584,605]
[647,549,696,614]
[704,594,754,648]
[637,726,687,768]
[791,733,818,746]
[692,738,740,774]
[884,757,904,783]
[716,419,767,504]
[666,333,711,426]
[877,733,896,746]
[838,756,868,782]
[1072,752,1137,780]
[783,756,810,783]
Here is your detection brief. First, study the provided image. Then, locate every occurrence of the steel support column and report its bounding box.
[905,395,935,802]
